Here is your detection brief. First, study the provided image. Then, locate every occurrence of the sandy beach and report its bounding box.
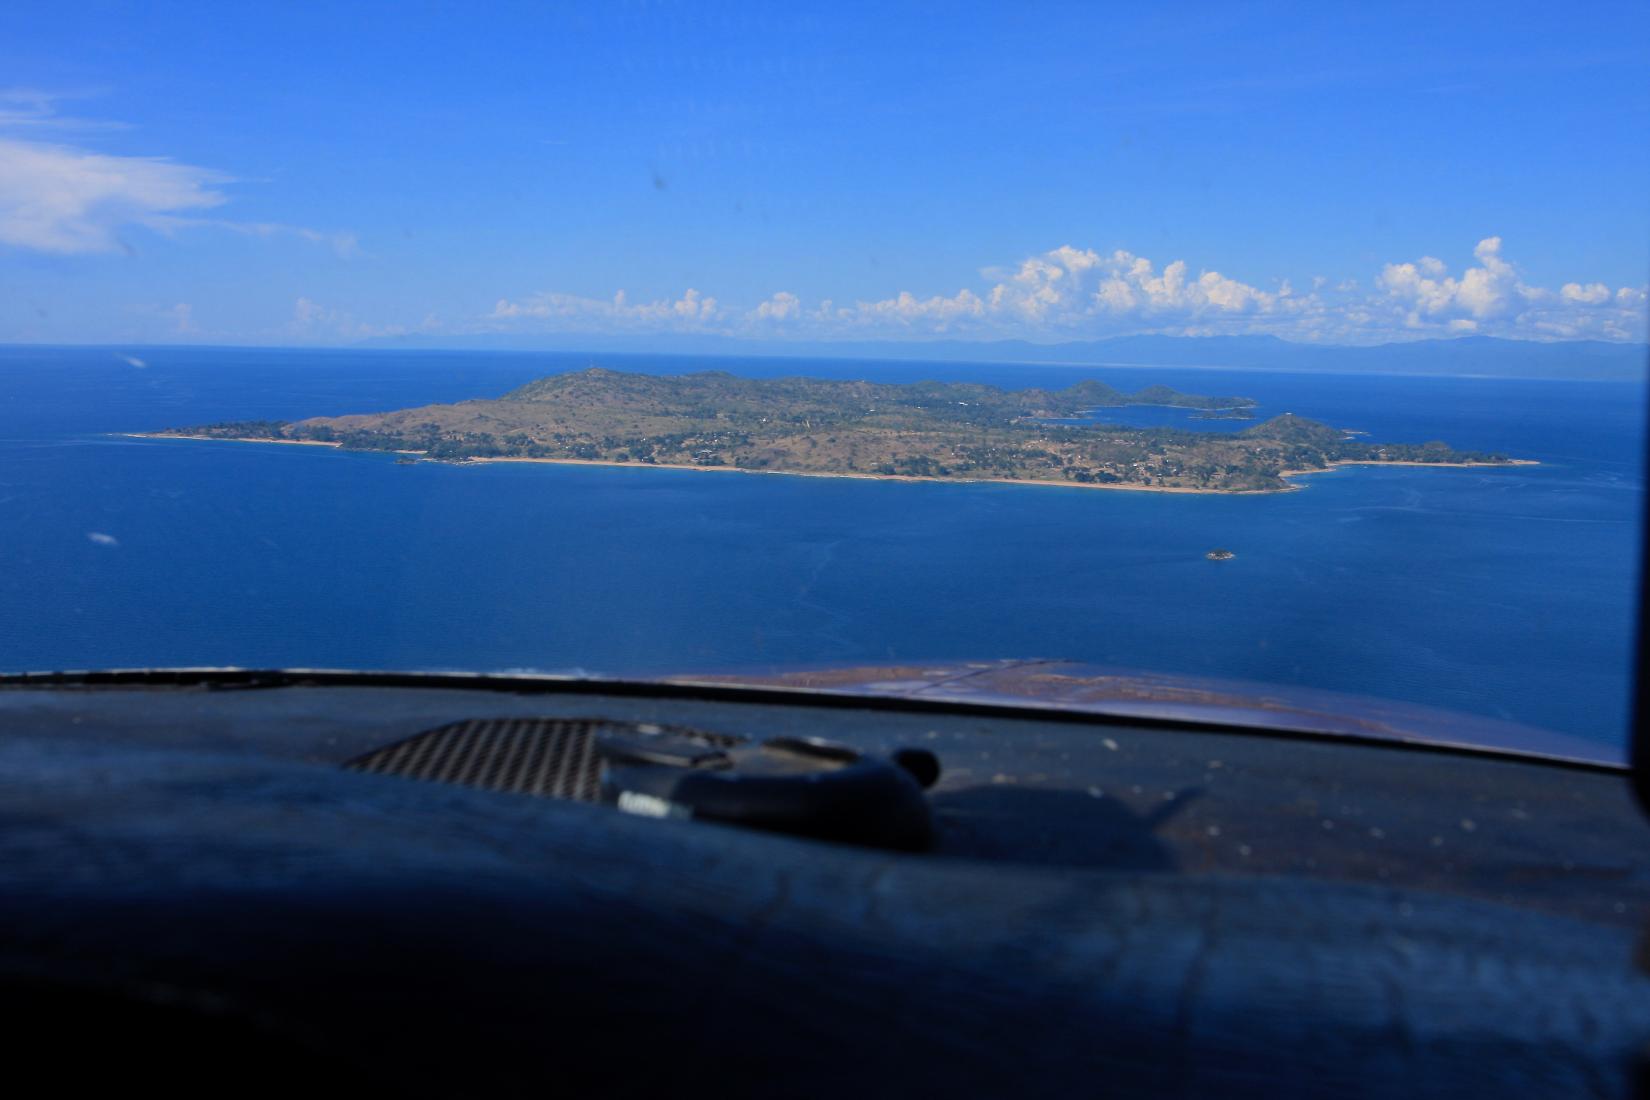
[1282,457,1540,478]
[127,433,345,449]
[467,454,1278,494]
[132,434,1537,496]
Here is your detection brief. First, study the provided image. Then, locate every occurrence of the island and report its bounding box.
[144,367,1531,494]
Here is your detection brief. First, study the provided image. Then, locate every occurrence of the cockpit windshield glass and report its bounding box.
[1,5,1646,760]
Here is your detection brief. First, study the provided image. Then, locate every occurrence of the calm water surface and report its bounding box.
[0,346,1641,755]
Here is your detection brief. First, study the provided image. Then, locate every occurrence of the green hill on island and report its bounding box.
[154,368,1523,493]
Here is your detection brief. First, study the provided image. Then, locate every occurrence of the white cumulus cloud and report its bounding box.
[846,288,987,329]
[1092,252,1279,318]
[491,288,722,330]
[832,246,1287,334]
[1561,282,1612,305]
[751,291,802,321]
[482,238,1646,345]
[1376,236,1530,326]
[1375,238,1644,340]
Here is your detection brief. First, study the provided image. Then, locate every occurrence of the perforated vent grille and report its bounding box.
[344,717,743,802]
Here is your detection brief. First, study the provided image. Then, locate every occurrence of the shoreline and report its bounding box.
[471,454,1264,494]
[128,432,345,449]
[1282,457,1541,479]
[127,433,1538,496]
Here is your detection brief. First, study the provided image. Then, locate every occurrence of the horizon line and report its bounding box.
[3,332,1647,354]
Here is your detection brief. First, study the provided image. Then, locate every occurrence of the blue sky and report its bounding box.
[1,1,1646,347]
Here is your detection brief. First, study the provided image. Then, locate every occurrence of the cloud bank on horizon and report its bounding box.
[487,237,1648,346]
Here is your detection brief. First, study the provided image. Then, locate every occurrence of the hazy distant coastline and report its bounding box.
[347,333,1649,383]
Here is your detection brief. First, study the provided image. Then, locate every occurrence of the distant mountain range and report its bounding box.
[360,332,1647,381]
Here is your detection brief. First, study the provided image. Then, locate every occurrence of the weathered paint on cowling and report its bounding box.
[1,675,1645,1096]
[680,658,1610,763]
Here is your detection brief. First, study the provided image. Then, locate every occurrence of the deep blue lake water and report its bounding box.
[0,345,1643,756]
